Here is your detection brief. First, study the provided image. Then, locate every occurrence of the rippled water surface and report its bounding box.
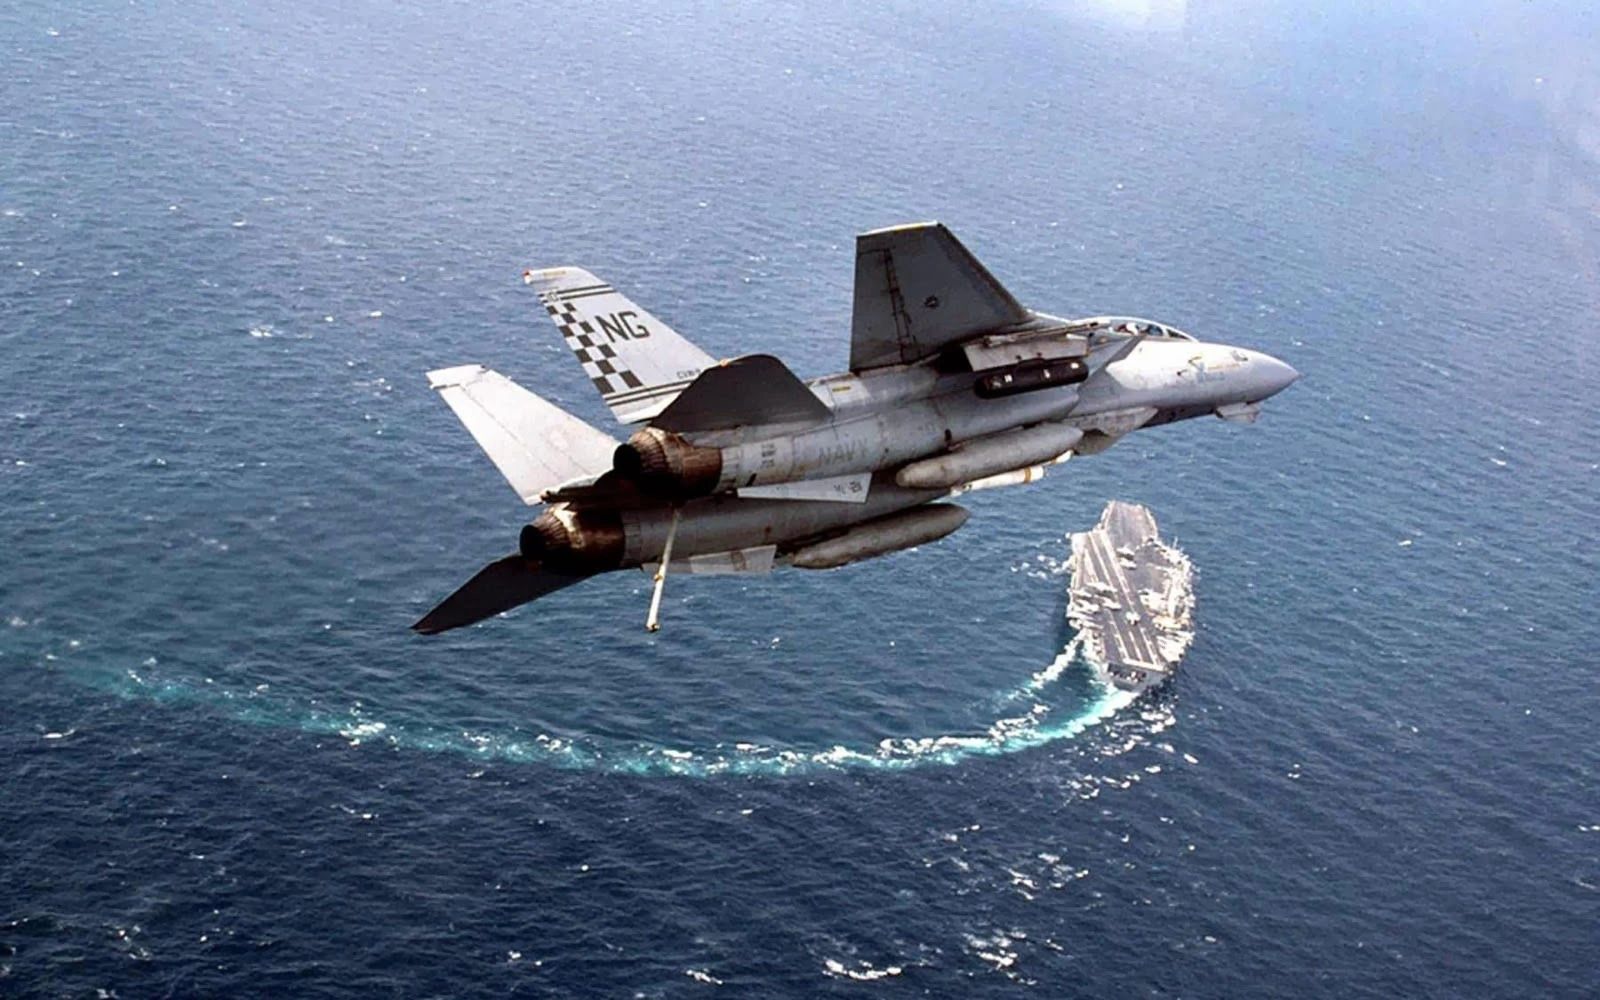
[3,1,1598,995]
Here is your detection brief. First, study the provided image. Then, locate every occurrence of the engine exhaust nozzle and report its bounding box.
[615,427,723,499]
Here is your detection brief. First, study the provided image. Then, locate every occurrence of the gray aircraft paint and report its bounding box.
[413,223,1298,634]
[611,473,950,568]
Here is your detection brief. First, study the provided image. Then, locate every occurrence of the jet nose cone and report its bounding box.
[1259,354,1300,397]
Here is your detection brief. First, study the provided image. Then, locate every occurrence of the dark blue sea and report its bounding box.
[4,1,1598,995]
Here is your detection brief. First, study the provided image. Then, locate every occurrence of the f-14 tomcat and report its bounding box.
[413,223,1298,634]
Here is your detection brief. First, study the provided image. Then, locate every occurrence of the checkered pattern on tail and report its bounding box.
[543,295,644,398]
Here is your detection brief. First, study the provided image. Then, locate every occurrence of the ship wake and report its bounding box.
[81,635,1141,778]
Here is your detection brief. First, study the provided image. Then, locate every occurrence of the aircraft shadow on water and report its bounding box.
[413,223,1298,634]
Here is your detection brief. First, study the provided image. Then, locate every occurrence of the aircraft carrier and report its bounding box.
[1067,501,1195,694]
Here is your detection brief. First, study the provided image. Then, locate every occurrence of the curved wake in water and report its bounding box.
[81,638,1138,777]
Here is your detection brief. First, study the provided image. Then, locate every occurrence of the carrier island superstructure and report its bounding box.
[1067,501,1195,693]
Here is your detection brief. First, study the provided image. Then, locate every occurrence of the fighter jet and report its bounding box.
[413,222,1298,634]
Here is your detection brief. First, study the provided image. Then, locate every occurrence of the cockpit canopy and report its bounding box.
[1065,316,1196,342]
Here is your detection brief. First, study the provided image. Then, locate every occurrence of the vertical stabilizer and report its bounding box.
[524,266,717,424]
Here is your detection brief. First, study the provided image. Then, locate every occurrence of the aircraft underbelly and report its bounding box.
[619,475,947,566]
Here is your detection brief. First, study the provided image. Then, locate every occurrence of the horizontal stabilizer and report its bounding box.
[524,266,716,424]
[412,556,590,635]
[850,222,1031,371]
[651,354,830,433]
[427,365,619,505]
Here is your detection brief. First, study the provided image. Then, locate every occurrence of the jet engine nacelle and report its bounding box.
[520,508,626,571]
[614,427,724,499]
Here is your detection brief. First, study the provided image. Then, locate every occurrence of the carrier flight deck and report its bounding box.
[1067,501,1195,693]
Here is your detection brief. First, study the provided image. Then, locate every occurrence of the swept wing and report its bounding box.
[849,221,1031,371]
[524,266,716,424]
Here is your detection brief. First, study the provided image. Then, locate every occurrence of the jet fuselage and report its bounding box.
[527,319,1298,576]
[413,223,1300,635]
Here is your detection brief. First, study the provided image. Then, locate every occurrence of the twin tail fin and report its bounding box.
[524,266,716,424]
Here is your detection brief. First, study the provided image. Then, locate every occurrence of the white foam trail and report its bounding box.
[89,628,1147,777]
[1020,634,1084,695]
[823,958,904,981]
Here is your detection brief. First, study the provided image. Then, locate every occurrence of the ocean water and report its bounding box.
[3,0,1598,995]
